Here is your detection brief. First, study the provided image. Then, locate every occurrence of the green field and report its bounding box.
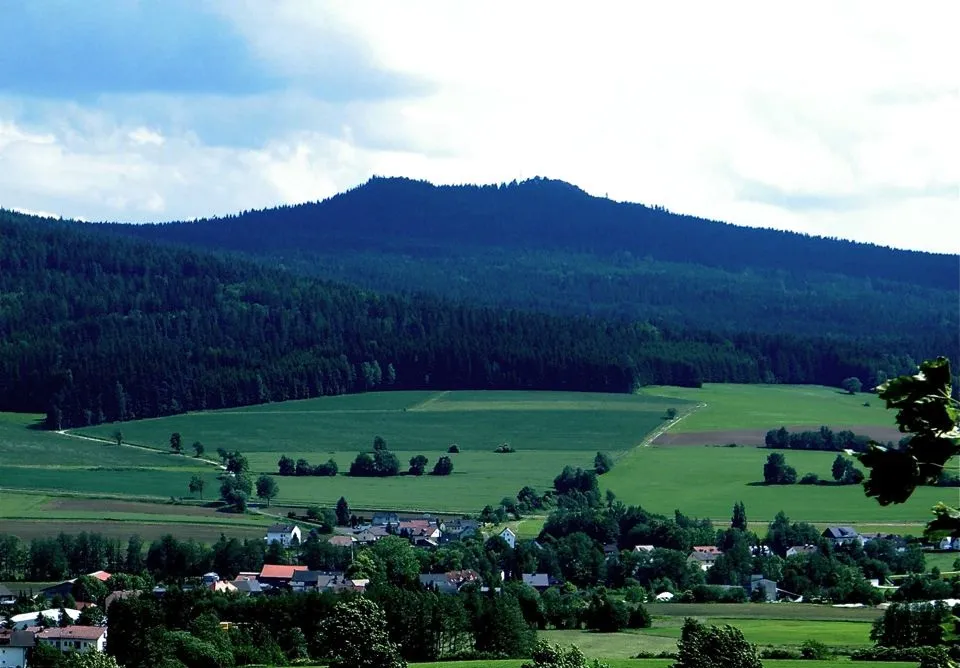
[0,384,946,523]
[601,444,942,522]
[641,384,896,432]
[67,391,675,513]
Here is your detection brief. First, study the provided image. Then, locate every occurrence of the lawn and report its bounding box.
[601,445,944,522]
[641,384,896,432]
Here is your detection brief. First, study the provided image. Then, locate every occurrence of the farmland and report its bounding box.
[0,384,948,527]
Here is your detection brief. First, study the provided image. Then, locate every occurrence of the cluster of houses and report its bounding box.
[0,570,112,666]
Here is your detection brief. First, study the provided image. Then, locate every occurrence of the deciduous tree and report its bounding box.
[256,474,279,506]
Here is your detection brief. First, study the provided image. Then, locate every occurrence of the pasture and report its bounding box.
[601,445,944,523]
[642,384,897,434]
[69,391,674,513]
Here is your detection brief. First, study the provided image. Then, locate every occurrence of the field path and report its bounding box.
[637,402,706,448]
[56,430,226,469]
[407,390,451,412]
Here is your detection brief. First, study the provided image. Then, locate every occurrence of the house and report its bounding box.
[291,571,352,593]
[822,526,862,546]
[786,545,818,558]
[419,569,482,594]
[265,524,302,547]
[748,575,778,602]
[87,570,112,582]
[938,537,960,551]
[39,570,111,601]
[687,551,718,571]
[522,573,559,591]
[104,590,139,611]
[209,580,238,594]
[329,535,356,548]
[202,572,220,586]
[258,564,308,589]
[603,543,619,558]
[372,512,400,528]
[0,583,16,606]
[498,527,517,549]
[691,545,721,556]
[399,520,442,542]
[36,626,107,653]
[633,545,655,553]
[10,608,81,630]
[232,579,263,596]
[441,519,480,542]
[0,629,34,667]
[354,526,389,545]
[414,537,440,549]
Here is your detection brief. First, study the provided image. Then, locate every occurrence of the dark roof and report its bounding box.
[267,524,298,533]
[822,526,859,539]
[0,630,36,647]
[233,579,262,593]
[522,573,550,588]
[0,583,15,597]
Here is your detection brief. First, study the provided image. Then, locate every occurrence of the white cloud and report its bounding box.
[1,1,958,252]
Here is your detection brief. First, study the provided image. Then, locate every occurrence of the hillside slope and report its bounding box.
[2,208,915,429]
[91,177,959,347]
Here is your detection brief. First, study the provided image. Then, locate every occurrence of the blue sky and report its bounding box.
[0,1,956,252]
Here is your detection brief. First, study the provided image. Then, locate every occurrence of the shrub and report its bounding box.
[495,443,516,453]
[761,647,801,659]
[800,639,829,660]
[799,472,820,485]
[594,451,615,475]
[674,618,762,668]
[448,444,460,453]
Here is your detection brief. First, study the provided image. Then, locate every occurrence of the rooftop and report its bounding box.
[259,564,309,579]
[37,626,106,641]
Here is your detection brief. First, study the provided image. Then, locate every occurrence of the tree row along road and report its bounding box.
[56,429,227,469]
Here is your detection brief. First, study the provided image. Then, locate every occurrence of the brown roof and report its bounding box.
[692,545,721,554]
[259,564,308,580]
[329,535,355,547]
[37,626,106,641]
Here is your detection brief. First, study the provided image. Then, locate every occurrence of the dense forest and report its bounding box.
[0,208,938,428]
[90,177,959,347]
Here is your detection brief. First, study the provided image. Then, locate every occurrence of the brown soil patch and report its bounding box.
[45,498,225,517]
[654,424,904,447]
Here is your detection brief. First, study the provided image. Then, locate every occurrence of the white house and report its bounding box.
[499,527,517,549]
[265,524,302,547]
[36,626,107,653]
[0,630,33,667]
[10,608,81,630]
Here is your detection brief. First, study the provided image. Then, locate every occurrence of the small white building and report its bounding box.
[265,524,302,547]
[499,527,517,549]
[36,626,107,654]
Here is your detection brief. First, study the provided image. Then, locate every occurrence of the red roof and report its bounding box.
[87,570,112,582]
[37,626,106,641]
[259,564,308,580]
[692,546,721,555]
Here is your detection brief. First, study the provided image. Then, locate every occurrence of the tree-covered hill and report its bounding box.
[89,177,959,346]
[0,208,934,428]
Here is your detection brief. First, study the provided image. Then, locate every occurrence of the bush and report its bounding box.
[594,451,615,475]
[799,472,820,485]
[674,618,763,668]
[800,639,829,660]
[627,604,651,629]
[448,444,460,453]
[495,443,516,453]
[432,456,454,476]
[761,647,801,659]
[851,646,952,663]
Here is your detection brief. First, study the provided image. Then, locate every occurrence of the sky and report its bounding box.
[0,1,957,253]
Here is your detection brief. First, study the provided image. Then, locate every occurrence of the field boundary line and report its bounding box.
[636,401,706,449]
[407,390,451,412]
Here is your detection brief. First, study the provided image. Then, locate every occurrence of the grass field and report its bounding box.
[66,391,676,513]
[0,384,946,523]
[600,445,943,522]
[640,384,897,432]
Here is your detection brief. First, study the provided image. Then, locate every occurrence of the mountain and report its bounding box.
[3,207,912,429]
[91,177,958,351]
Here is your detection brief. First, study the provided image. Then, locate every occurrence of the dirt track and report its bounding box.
[653,424,904,447]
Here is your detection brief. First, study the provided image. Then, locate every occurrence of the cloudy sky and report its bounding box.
[0,1,957,252]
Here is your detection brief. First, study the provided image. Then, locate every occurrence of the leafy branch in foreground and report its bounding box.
[856,356,960,540]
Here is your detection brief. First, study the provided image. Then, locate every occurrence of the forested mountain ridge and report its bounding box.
[89,177,959,345]
[0,208,934,428]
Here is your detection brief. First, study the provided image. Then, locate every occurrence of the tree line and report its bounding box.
[0,209,950,430]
